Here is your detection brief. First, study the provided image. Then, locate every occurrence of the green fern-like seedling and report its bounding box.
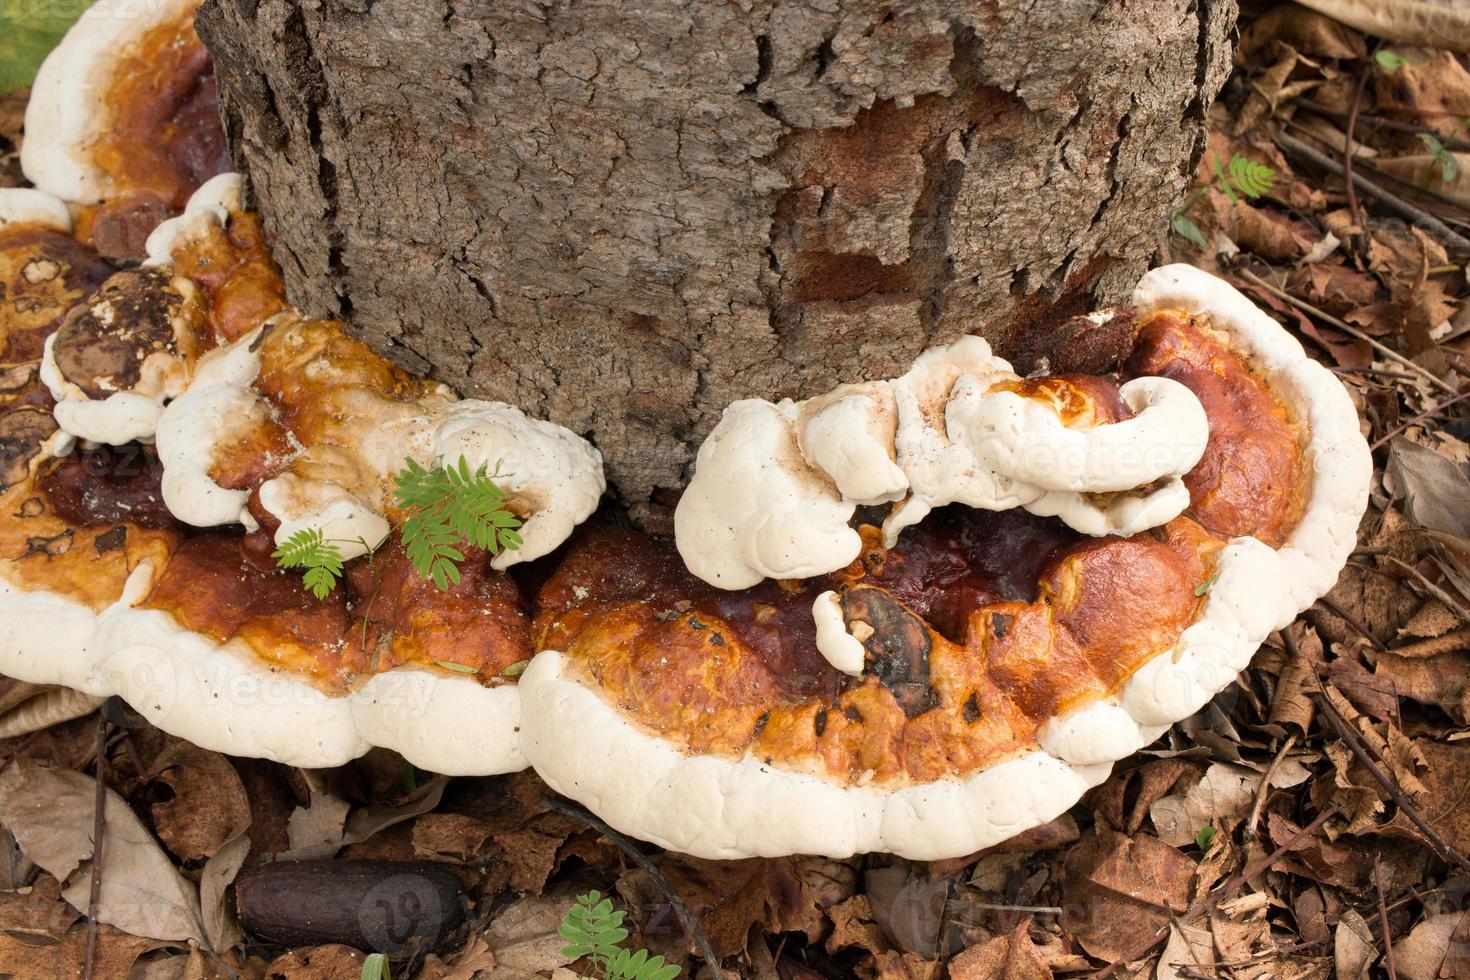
[1213,152,1276,205]
[272,528,346,599]
[559,891,679,980]
[1171,152,1276,249]
[392,456,523,591]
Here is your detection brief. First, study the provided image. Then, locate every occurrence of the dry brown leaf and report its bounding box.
[1295,0,1470,52]
[1375,648,1470,719]
[0,685,100,739]
[491,825,566,895]
[263,944,370,979]
[418,934,499,980]
[199,829,249,954]
[1334,908,1377,979]
[1238,5,1366,60]
[146,742,251,866]
[1381,738,1470,853]
[864,865,953,959]
[950,920,1053,980]
[0,873,78,942]
[1388,437,1470,538]
[1373,48,1470,123]
[284,788,350,859]
[1212,194,1322,260]
[1374,152,1470,208]
[1091,759,1202,835]
[1395,911,1470,980]
[1208,892,1274,980]
[412,812,494,863]
[873,950,939,980]
[1061,831,1194,962]
[1400,598,1463,640]
[482,888,581,975]
[1156,921,1213,980]
[0,921,164,978]
[0,762,205,942]
[1150,764,1262,847]
[825,894,890,957]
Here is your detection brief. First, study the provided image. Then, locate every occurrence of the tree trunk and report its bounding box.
[195,0,1235,523]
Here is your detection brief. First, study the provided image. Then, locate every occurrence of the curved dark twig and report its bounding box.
[540,794,723,972]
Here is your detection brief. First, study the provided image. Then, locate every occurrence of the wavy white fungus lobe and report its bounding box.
[21,0,203,204]
[812,591,866,676]
[0,188,72,233]
[432,401,607,569]
[955,375,1209,492]
[676,333,1207,589]
[254,397,605,568]
[797,384,907,505]
[157,327,272,529]
[144,173,245,266]
[675,399,861,590]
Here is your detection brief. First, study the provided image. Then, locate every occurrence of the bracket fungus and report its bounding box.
[0,1,1370,862]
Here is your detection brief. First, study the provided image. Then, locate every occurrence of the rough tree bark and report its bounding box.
[196,0,1235,522]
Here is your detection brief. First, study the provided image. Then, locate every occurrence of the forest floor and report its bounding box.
[2,4,1470,980]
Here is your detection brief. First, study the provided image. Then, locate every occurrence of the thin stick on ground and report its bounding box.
[1275,132,1470,252]
[1090,807,1336,978]
[1235,268,1459,396]
[82,717,109,980]
[1343,62,1370,253]
[1246,732,1298,839]
[1380,555,1470,624]
[1375,854,1398,980]
[541,794,722,971]
[1371,389,1470,451]
[1296,98,1470,152]
[1289,632,1470,870]
[1314,595,1388,652]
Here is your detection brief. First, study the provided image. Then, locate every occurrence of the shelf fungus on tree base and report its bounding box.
[0,2,1368,860]
[516,265,1369,859]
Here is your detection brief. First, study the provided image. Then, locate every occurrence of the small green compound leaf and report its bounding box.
[392,455,523,591]
[272,528,346,598]
[500,659,531,678]
[1196,825,1216,852]
[1227,153,1276,199]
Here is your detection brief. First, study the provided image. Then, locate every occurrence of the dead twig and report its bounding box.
[1292,639,1470,870]
[1371,389,1470,451]
[82,717,109,980]
[1313,595,1389,652]
[1235,268,1458,396]
[1246,733,1299,839]
[1344,62,1371,253]
[1375,854,1398,980]
[1089,807,1336,978]
[1275,132,1470,253]
[541,794,722,971]
[1296,99,1470,152]
[1380,555,1470,624]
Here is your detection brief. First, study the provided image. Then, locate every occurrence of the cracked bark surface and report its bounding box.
[197,0,1236,525]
